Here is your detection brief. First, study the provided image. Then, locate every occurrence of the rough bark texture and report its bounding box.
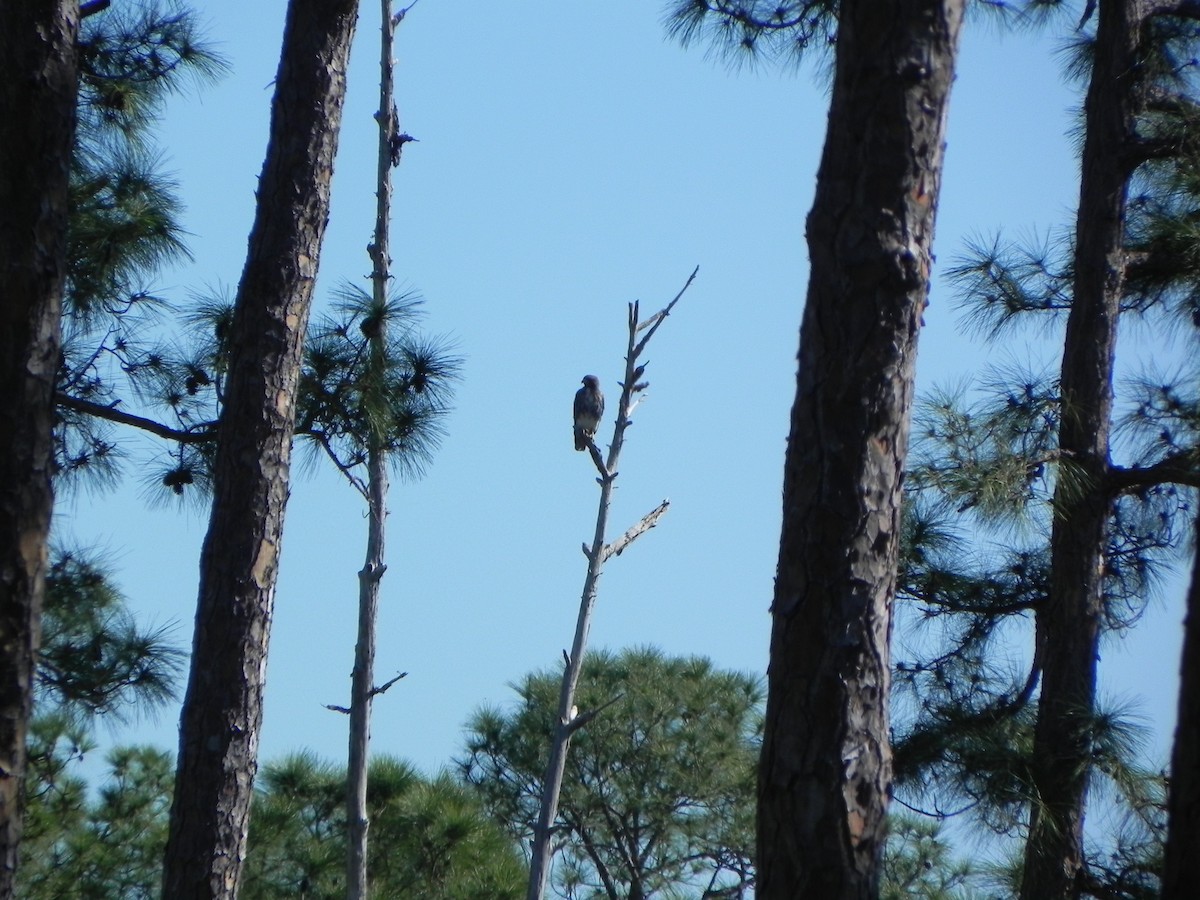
[1163,513,1200,899]
[756,3,963,898]
[161,1,359,897]
[345,3,396,896]
[0,3,78,894]
[1018,3,1140,897]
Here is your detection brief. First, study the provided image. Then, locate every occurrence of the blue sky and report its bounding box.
[58,0,1189,794]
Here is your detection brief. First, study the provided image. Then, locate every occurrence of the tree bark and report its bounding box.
[756,3,963,898]
[0,3,79,894]
[1019,3,1141,898]
[345,3,397,897]
[1163,512,1200,899]
[161,1,360,897]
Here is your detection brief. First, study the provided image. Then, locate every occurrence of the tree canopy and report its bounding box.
[460,647,761,899]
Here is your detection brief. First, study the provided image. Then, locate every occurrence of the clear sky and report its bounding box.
[59,0,1189,795]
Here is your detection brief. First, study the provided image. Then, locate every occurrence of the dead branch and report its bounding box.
[603,499,670,562]
[369,670,407,698]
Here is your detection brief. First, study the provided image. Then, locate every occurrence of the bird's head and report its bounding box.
[582,375,599,388]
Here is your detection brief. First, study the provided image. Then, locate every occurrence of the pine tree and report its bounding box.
[666,2,966,895]
[460,648,761,899]
[891,6,1200,895]
[0,3,81,890]
[161,2,362,895]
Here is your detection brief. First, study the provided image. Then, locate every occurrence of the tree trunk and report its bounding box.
[161,2,360,897]
[526,279,688,900]
[1163,512,1200,899]
[0,3,79,894]
[756,3,963,898]
[1019,3,1140,898]
[345,3,397,897]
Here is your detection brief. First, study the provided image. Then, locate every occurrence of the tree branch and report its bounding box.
[565,692,624,736]
[297,428,369,498]
[56,392,216,444]
[603,500,670,562]
[1107,451,1200,495]
[1150,1,1200,22]
[80,0,111,18]
[632,265,698,358]
[369,670,407,698]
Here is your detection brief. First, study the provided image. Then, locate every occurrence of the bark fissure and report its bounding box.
[0,3,80,892]
[757,3,964,898]
[161,2,360,897]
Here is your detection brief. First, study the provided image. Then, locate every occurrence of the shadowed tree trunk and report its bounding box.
[757,2,964,898]
[0,2,79,893]
[161,1,360,897]
[1163,512,1200,899]
[1019,3,1141,897]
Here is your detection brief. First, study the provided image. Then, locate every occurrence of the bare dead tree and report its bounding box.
[344,2,411,897]
[525,267,696,900]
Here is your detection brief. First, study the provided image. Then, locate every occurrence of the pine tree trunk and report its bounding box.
[161,2,360,897]
[1019,3,1140,897]
[1163,512,1200,899]
[756,3,963,898]
[345,3,397,897]
[0,3,78,894]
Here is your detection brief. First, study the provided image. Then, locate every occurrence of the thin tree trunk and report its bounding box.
[161,2,360,897]
[1162,512,1200,898]
[526,276,690,900]
[0,3,79,894]
[345,2,398,897]
[756,3,963,898]
[526,447,617,900]
[1019,3,1141,898]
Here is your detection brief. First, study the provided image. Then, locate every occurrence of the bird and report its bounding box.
[573,375,604,451]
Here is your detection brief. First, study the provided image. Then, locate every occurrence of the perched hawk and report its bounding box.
[573,375,604,451]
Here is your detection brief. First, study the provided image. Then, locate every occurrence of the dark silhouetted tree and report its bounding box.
[0,2,80,889]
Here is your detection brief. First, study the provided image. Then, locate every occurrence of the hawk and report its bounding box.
[573,375,604,451]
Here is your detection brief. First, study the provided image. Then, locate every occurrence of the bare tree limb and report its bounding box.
[369,670,407,698]
[603,499,670,562]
